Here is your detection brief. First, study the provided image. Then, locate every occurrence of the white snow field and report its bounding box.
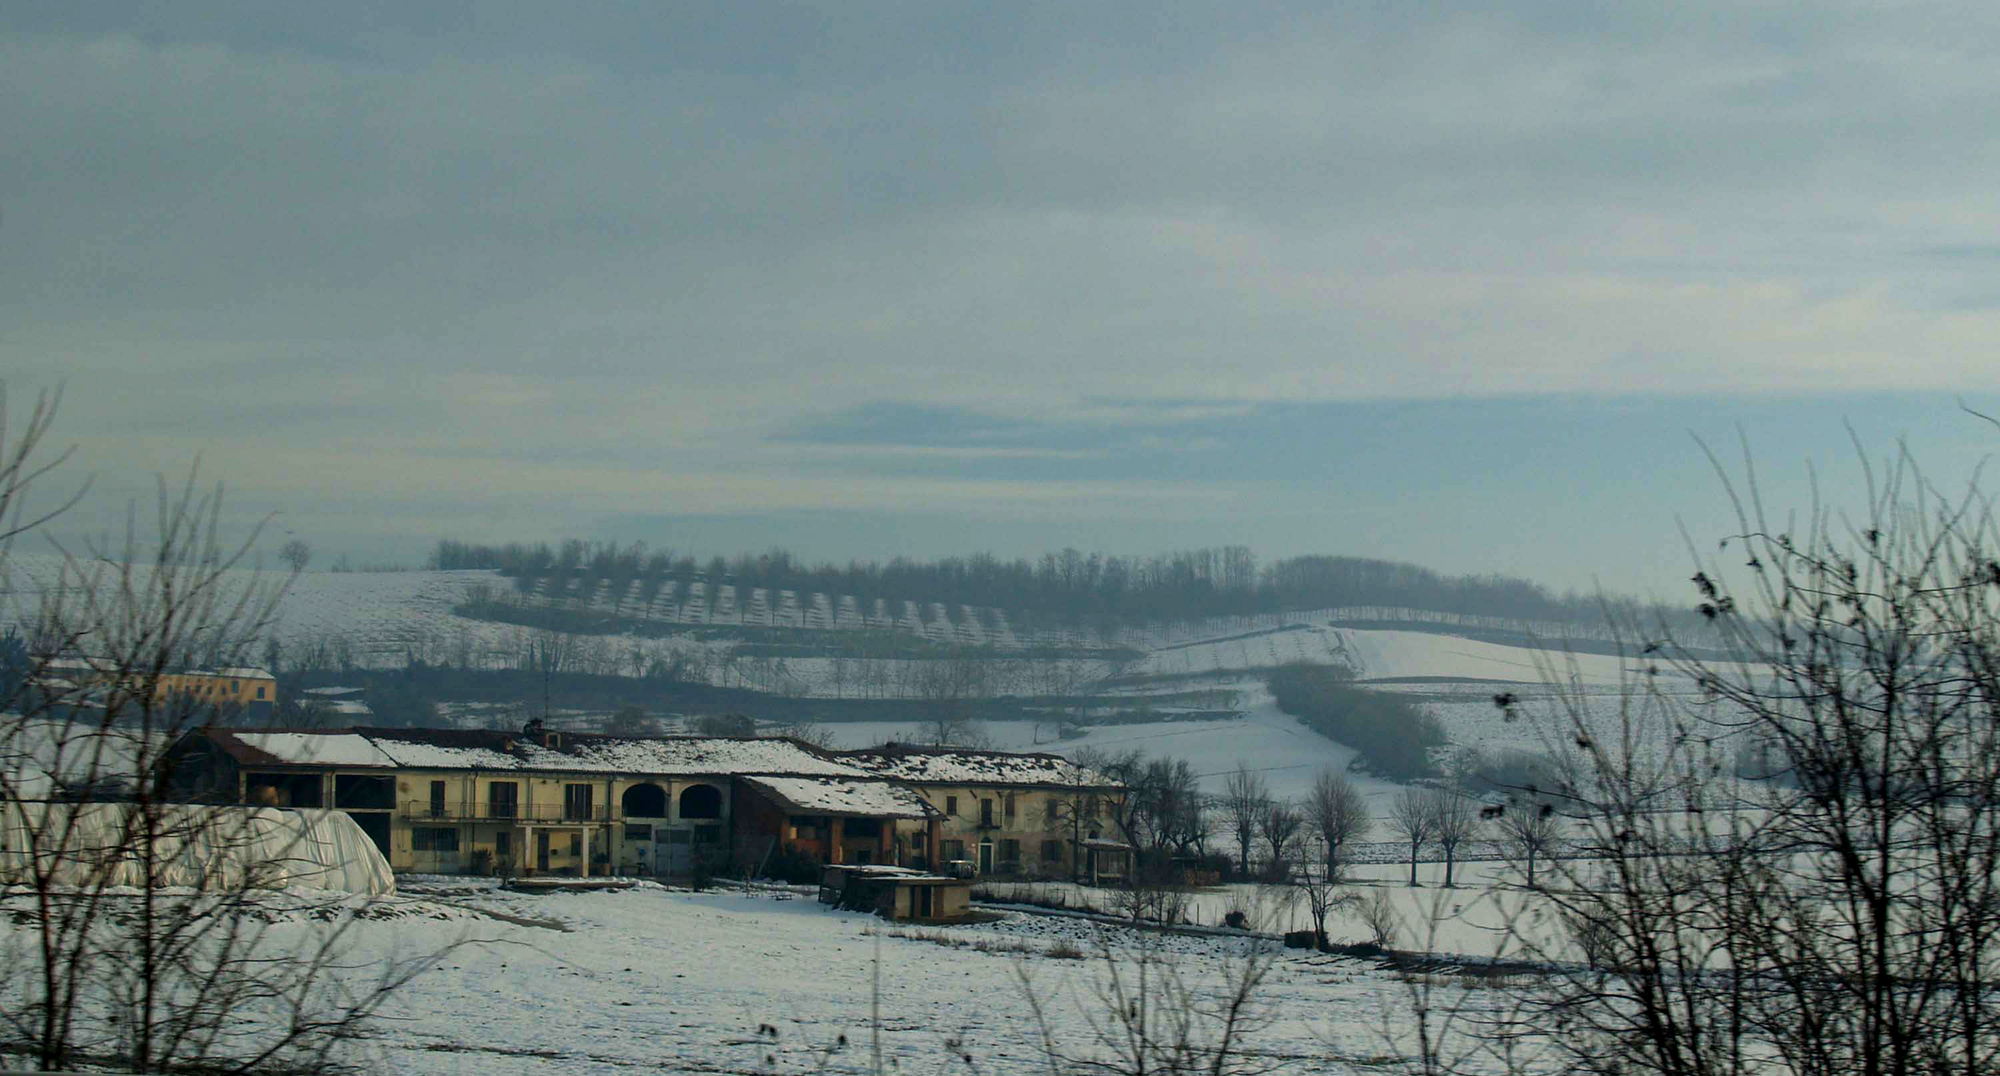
[977,863,1574,962]
[330,881,1534,1074]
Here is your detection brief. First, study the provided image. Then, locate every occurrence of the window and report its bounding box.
[941,839,965,860]
[564,783,594,821]
[980,799,994,827]
[488,782,518,819]
[1000,839,1019,864]
[1004,794,1016,820]
[413,827,459,852]
[429,780,446,818]
[256,686,266,699]
[494,831,511,857]
[625,824,652,841]
[570,833,583,856]
[945,795,958,815]
[1041,840,1062,862]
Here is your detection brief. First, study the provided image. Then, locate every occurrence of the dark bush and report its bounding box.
[763,843,823,886]
[1465,747,1566,795]
[1266,662,1444,779]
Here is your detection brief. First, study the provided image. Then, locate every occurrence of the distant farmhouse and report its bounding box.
[838,744,1131,884]
[37,659,276,722]
[159,725,1127,882]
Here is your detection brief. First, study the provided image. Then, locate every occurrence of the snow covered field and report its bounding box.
[301,881,1535,1074]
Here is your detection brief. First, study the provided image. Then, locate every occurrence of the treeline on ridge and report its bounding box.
[429,538,1659,628]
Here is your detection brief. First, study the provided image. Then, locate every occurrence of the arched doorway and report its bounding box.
[679,784,722,820]
[622,782,667,818]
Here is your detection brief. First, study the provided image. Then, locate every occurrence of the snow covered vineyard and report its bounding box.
[1,552,1690,689]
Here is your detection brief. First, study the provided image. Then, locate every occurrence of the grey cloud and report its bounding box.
[7,4,2000,592]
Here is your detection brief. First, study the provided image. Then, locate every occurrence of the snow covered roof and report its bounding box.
[188,727,876,779]
[204,729,400,768]
[838,744,1120,789]
[182,729,1115,791]
[558,735,869,778]
[205,666,276,680]
[741,776,939,819]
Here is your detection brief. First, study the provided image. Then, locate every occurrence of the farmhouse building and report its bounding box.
[838,744,1129,882]
[158,725,948,877]
[33,659,277,721]
[156,667,278,721]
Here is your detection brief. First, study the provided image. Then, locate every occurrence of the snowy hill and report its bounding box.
[3,551,1666,695]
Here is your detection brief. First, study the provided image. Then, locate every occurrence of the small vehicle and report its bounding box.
[941,859,977,879]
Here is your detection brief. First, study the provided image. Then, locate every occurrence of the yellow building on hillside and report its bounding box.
[156,667,277,719]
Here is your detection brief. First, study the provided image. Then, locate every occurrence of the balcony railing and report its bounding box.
[400,800,609,823]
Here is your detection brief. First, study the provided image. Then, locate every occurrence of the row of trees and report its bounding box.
[1265,662,1447,779]
[431,537,1685,630]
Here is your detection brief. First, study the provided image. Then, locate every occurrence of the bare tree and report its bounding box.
[1256,799,1305,881]
[1294,864,1352,951]
[1018,926,1280,1076]
[910,651,994,747]
[1099,752,1207,875]
[1426,788,1480,888]
[1388,787,1437,887]
[1220,763,1270,877]
[1040,747,1114,883]
[1508,431,2000,1076]
[0,386,452,1072]
[277,538,311,573]
[1304,766,1371,881]
[770,719,839,749]
[1497,800,1561,886]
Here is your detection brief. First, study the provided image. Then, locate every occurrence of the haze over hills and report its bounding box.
[2,542,1718,789]
[3,542,1718,683]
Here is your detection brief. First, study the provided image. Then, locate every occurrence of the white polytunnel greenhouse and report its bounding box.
[0,802,395,895]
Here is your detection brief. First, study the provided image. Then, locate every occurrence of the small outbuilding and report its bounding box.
[818,863,972,921]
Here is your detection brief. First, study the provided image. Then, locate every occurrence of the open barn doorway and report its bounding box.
[679,784,722,820]
[623,782,667,817]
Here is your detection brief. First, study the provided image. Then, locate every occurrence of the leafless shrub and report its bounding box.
[0,385,457,1072]
[1353,889,1402,951]
[1499,430,2000,1076]
[1018,928,1282,1076]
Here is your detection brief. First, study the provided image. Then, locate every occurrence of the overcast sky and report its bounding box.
[5,3,2000,600]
